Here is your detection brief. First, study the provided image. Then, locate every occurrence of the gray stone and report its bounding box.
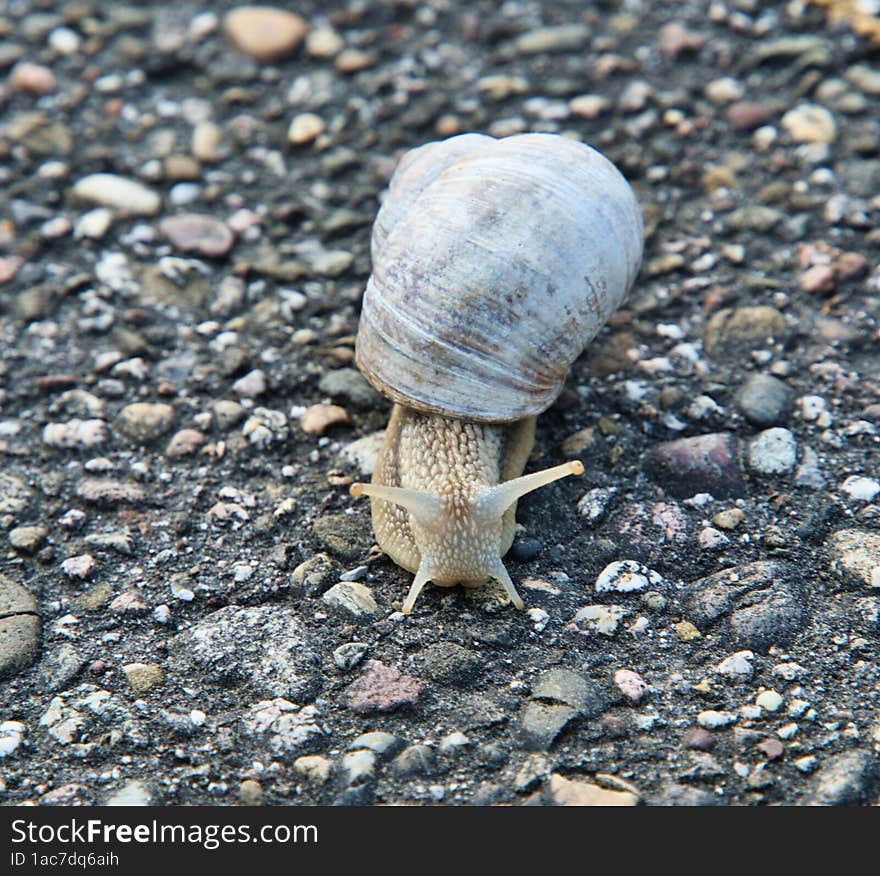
[9,525,48,553]
[799,750,878,805]
[391,744,437,778]
[332,642,369,671]
[0,473,33,515]
[312,513,372,562]
[682,561,808,650]
[36,643,85,693]
[0,574,40,681]
[169,606,322,703]
[75,479,145,506]
[348,731,403,757]
[826,529,880,589]
[322,582,378,617]
[515,701,579,751]
[736,373,793,426]
[113,403,175,444]
[318,368,380,408]
[240,699,325,755]
[414,642,482,687]
[159,213,234,258]
[106,780,152,806]
[748,428,797,476]
[531,668,609,716]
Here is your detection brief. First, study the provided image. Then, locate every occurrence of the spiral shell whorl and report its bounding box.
[356,133,643,423]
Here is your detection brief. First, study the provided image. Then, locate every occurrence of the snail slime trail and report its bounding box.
[350,133,643,613]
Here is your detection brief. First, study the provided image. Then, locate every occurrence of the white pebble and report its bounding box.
[595,560,662,593]
[840,476,880,502]
[716,650,754,678]
[697,710,737,729]
[755,690,783,712]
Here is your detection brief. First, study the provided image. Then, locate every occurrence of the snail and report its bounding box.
[349,132,643,614]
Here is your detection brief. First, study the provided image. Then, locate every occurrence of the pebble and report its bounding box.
[76,479,145,506]
[0,575,41,680]
[697,710,737,729]
[308,249,353,277]
[546,773,638,807]
[242,406,288,446]
[48,27,81,55]
[675,621,702,641]
[159,214,234,258]
[9,61,56,95]
[705,77,744,104]
[846,64,880,96]
[614,669,649,703]
[699,527,729,550]
[240,699,325,754]
[9,525,48,553]
[756,690,784,712]
[391,744,436,778]
[342,660,424,714]
[595,560,662,593]
[682,727,715,750]
[532,668,608,716]
[514,24,590,55]
[300,404,349,435]
[748,428,797,476]
[288,113,325,146]
[340,432,384,476]
[781,103,837,143]
[60,554,95,580]
[334,48,375,74]
[569,94,611,119]
[192,122,223,162]
[105,781,152,807]
[658,20,706,57]
[306,27,344,58]
[840,476,880,502]
[415,642,481,687]
[292,755,332,784]
[239,779,263,805]
[110,592,149,615]
[339,750,376,786]
[0,721,26,758]
[348,731,402,756]
[232,369,266,398]
[573,605,628,636]
[736,373,793,427]
[318,368,379,408]
[322,582,378,618]
[826,530,880,589]
[73,174,161,216]
[74,208,113,240]
[166,428,205,457]
[797,749,875,804]
[42,419,108,449]
[716,650,754,678]
[170,606,322,703]
[439,731,470,754]
[646,432,745,499]
[113,403,175,444]
[713,508,744,530]
[726,101,772,131]
[515,702,578,751]
[122,663,164,694]
[224,6,308,62]
[703,306,787,358]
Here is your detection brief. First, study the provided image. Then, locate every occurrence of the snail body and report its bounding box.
[350,133,643,613]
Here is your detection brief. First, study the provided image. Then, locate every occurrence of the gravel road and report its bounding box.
[1,0,879,806]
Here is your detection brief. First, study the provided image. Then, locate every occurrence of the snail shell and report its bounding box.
[355,132,644,423]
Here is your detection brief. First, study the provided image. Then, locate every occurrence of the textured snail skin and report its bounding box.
[349,132,641,613]
[351,407,583,613]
